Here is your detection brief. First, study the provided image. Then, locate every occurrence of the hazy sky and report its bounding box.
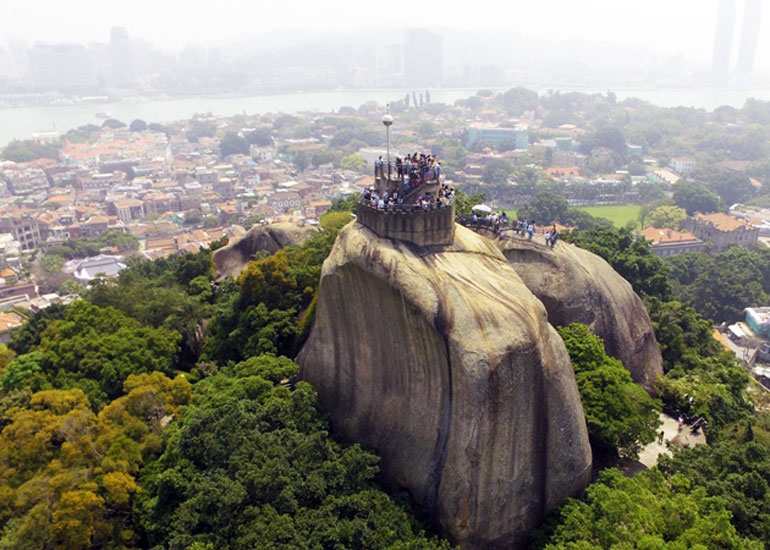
[2,0,768,70]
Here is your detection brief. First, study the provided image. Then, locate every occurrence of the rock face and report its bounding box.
[297,223,592,549]
[495,235,663,392]
[213,222,317,278]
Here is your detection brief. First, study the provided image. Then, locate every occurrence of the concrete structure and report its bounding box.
[404,29,443,87]
[671,157,696,175]
[356,202,455,247]
[465,123,529,150]
[712,0,737,85]
[0,211,42,251]
[112,198,145,223]
[683,212,759,252]
[29,43,98,92]
[109,27,136,88]
[737,0,762,79]
[745,307,770,338]
[638,226,706,257]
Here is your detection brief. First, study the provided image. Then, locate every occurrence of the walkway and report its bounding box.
[457,218,556,250]
[636,412,707,469]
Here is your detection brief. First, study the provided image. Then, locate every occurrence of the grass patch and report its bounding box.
[576,204,641,229]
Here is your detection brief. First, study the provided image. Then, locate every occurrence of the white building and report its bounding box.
[671,157,696,175]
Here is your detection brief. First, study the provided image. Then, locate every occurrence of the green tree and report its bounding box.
[647,205,687,228]
[136,354,449,550]
[482,158,514,184]
[533,468,762,549]
[340,153,367,173]
[220,133,250,157]
[246,127,273,146]
[517,191,569,224]
[674,182,721,215]
[129,119,148,132]
[33,301,180,407]
[558,323,661,459]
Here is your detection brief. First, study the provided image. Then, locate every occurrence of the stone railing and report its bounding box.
[356,201,455,247]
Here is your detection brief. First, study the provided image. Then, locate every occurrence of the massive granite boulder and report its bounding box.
[297,222,592,549]
[213,222,317,278]
[495,235,663,392]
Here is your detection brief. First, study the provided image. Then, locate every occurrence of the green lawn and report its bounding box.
[576,204,642,229]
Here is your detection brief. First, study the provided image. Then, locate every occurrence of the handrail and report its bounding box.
[358,198,454,212]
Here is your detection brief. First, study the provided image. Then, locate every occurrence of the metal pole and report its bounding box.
[386,124,391,181]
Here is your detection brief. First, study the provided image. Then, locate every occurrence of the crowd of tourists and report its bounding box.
[360,181,454,211]
[469,212,559,248]
[374,153,441,187]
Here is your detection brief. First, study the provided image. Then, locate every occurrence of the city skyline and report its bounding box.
[1,0,768,70]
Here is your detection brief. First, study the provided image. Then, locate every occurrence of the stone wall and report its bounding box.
[356,202,455,246]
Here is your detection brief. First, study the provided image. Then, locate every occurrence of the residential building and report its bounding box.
[112,198,145,223]
[745,307,770,338]
[0,210,42,250]
[671,157,696,175]
[638,227,706,258]
[683,212,759,252]
[268,191,302,212]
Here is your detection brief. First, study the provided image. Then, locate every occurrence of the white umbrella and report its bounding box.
[472,204,493,213]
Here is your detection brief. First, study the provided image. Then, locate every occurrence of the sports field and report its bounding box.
[576,204,641,229]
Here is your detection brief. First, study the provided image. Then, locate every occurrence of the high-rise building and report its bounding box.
[404,29,443,87]
[711,0,736,85]
[29,44,98,91]
[110,26,136,88]
[737,0,762,78]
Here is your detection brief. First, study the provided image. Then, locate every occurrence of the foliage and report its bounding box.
[20,301,180,408]
[1,139,61,162]
[340,153,367,173]
[482,158,514,184]
[517,191,569,224]
[647,205,687,229]
[136,354,448,550]
[0,373,191,550]
[667,247,770,322]
[658,415,770,541]
[246,127,273,146]
[219,133,250,157]
[187,119,217,142]
[453,188,485,216]
[202,226,341,363]
[557,324,660,459]
[129,119,148,132]
[673,182,721,215]
[533,468,762,549]
[102,118,126,129]
[645,298,752,429]
[45,229,139,259]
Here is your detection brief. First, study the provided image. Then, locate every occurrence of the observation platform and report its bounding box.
[357,159,454,247]
[356,201,455,247]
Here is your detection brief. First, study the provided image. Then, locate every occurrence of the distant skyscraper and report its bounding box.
[712,0,736,85]
[29,44,98,91]
[110,26,136,88]
[404,29,443,87]
[737,0,762,78]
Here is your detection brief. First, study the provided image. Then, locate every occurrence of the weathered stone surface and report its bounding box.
[297,222,592,549]
[495,235,663,392]
[213,222,317,278]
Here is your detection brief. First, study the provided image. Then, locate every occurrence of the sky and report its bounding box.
[1,0,768,70]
